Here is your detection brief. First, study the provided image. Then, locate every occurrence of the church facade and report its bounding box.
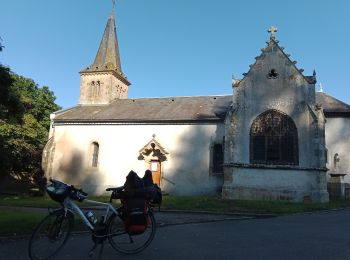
[43,12,350,202]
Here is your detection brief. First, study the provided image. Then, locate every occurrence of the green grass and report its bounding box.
[2,194,350,215]
[1,194,350,237]
[161,195,350,215]
[0,195,112,208]
[0,210,46,237]
[0,209,94,237]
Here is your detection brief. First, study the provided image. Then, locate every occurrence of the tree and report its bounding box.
[0,65,61,193]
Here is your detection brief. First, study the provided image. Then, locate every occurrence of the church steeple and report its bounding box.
[89,13,123,75]
[79,3,130,105]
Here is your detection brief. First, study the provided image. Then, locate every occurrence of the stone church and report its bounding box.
[43,11,350,202]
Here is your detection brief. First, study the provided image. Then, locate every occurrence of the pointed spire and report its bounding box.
[87,5,123,75]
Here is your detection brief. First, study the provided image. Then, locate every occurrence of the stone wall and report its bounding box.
[325,117,350,183]
[79,71,129,104]
[223,39,328,202]
[47,123,224,195]
[222,166,328,202]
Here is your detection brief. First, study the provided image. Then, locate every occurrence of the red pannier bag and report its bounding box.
[124,198,149,235]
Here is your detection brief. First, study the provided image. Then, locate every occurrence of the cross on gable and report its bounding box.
[268,26,278,40]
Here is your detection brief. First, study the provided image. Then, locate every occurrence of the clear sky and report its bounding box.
[1,0,349,109]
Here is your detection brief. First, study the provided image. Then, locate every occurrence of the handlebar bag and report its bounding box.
[124,198,149,235]
[46,181,70,202]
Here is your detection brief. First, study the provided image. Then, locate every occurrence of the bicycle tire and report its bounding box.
[28,209,73,260]
[108,209,156,254]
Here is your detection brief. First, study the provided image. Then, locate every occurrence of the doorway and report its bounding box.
[138,135,169,188]
[150,160,161,186]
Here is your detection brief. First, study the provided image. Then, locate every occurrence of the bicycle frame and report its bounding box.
[62,197,118,230]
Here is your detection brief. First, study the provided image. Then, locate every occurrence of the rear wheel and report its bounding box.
[28,209,73,260]
[108,209,156,254]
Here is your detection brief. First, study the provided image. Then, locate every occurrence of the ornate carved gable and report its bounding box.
[138,136,168,162]
[233,26,316,89]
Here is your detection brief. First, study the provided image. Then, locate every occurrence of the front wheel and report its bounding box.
[108,209,156,254]
[28,209,73,260]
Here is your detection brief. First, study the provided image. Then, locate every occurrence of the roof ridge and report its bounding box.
[125,94,232,100]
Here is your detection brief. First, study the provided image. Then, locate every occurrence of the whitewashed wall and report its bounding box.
[325,117,350,183]
[49,123,224,195]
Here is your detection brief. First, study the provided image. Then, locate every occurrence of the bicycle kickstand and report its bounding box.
[88,241,105,260]
[88,243,98,258]
[98,241,105,260]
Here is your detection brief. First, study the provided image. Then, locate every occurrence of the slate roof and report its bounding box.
[54,93,350,123]
[316,92,350,116]
[54,95,232,123]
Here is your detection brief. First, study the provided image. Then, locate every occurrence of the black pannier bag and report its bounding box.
[143,170,162,206]
[122,171,149,234]
[123,198,149,235]
[123,170,145,197]
[121,170,163,234]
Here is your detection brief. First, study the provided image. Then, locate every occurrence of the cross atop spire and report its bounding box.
[111,0,116,15]
[268,26,278,40]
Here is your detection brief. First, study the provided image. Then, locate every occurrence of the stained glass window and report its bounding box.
[250,110,298,165]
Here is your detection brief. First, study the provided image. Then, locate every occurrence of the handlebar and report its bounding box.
[49,178,87,202]
[106,186,124,192]
[106,186,125,203]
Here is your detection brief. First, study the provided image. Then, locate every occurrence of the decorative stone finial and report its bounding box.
[319,83,324,93]
[268,26,278,40]
[152,134,156,138]
[232,74,240,87]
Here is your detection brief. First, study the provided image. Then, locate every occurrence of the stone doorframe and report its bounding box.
[138,135,169,169]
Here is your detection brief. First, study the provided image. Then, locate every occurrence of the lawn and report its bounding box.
[1,194,350,238]
[0,210,46,237]
[161,195,350,214]
[0,195,112,208]
[2,194,350,215]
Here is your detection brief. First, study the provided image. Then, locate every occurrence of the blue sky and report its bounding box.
[1,0,349,108]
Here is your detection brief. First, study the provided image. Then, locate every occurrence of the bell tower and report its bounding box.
[79,4,130,105]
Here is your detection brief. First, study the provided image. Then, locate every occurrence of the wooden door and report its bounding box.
[150,161,161,186]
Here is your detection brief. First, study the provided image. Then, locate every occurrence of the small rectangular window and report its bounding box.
[151,162,158,171]
[213,144,224,174]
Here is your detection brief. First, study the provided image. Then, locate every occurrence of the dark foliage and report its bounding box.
[0,64,61,193]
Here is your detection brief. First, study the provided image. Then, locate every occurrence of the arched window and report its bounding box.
[92,142,99,167]
[89,81,101,98]
[250,110,298,165]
